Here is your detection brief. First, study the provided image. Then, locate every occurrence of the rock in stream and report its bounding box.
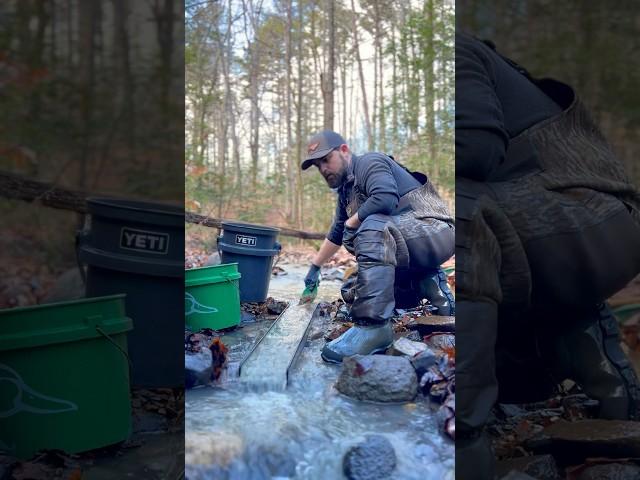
[336,355,418,403]
[343,435,397,480]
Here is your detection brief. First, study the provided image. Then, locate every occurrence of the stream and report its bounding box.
[185,265,454,479]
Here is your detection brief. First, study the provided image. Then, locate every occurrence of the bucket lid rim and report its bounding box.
[185,272,241,287]
[0,294,126,316]
[186,263,238,273]
[221,221,280,233]
[87,196,184,217]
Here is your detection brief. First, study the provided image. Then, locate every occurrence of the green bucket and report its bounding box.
[0,295,133,459]
[185,263,241,331]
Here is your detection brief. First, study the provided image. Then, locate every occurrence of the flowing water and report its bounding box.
[239,302,315,391]
[186,265,454,480]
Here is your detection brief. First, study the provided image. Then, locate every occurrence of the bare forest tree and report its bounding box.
[186,0,454,236]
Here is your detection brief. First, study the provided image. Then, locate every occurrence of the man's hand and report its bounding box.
[300,264,321,304]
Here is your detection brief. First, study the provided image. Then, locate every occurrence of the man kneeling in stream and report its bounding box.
[298,130,455,363]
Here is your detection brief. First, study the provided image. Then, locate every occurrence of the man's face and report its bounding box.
[315,148,348,188]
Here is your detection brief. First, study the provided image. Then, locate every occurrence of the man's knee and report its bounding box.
[354,214,397,265]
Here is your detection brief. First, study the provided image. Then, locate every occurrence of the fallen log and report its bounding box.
[0,170,325,240]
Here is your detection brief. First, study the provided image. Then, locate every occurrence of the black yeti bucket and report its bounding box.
[217,222,281,302]
[77,197,184,387]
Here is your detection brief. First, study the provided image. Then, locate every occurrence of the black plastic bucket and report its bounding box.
[77,197,184,387]
[217,222,281,302]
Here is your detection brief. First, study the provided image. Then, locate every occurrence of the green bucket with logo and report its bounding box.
[0,295,133,459]
[185,263,241,331]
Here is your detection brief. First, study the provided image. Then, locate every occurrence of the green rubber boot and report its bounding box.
[321,321,394,363]
[548,303,640,420]
[419,269,455,316]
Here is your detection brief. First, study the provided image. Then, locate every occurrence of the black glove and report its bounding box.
[304,264,321,288]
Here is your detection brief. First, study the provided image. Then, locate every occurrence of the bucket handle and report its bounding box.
[95,325,133,371]
[271,242,282,270]
[75,230,89,286]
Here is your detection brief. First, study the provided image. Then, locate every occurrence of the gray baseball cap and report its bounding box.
[301,130,347,170]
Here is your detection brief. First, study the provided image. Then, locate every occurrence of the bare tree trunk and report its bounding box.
[374,0,385,151]
[391,20,399,148]
[77,0,97,191]
[322,0,335,130]
[113,0,136,164]
[425,0,436,167]
[67,0,74,68]
[225,0,241,192]
[341,49,347,137]
[296,0,305,229]
[286,0,295,223]
[154,0,175,117]
[350,0,373,150]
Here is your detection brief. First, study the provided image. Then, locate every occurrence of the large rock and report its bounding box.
[542,419,640,459]
[343,435,397,480]
[185,348,212,389]
[500,472,539,480]
[336,355,417,403]
[185,431,243,467]
[410,348,439,377]
[577,463,640,480]
[204,253,221,266]
[388,337,427,357]
[496,455,561,480]
[42,268,85,302]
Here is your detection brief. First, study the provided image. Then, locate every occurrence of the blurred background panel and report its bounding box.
[457,0,640,183]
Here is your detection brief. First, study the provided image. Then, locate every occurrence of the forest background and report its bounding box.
[185,0,455,243]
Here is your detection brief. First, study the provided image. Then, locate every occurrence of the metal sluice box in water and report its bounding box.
[77,197,184,387]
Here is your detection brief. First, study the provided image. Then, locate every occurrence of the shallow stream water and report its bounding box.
[185,265,454,479]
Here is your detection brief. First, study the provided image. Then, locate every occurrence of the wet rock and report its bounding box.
[500,471,539,480]
[561,394,599,420]
[42,268,84,302]
[437,394,455,440]
[388,337,427,357]
[495,455,560,480]
[322,267,344,281]
[403,330,422,342]
[336,355,418,403]
[410,348,439,378]
[429,381,449,403]
[334,303,351,321]
[240,311,257,324]
[408,315,455,335]
[204,253,221,266]
[343,435,397,480]
[542,419,640,459]
[271,265,287,276]
[576,463,640,480]
[133,411,169,434]
[185,431,243,467]
[185,348,212,389]
[423,332,455,355]
[266,298,287,315]
[247,444,297,477]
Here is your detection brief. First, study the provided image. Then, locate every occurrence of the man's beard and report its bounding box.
[323,159,347,188]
